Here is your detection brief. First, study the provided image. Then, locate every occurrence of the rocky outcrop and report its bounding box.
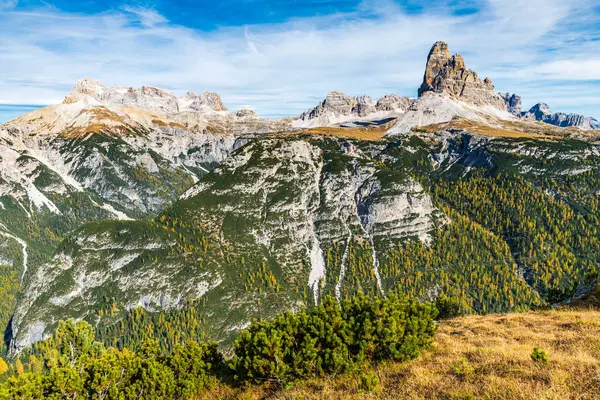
[417,41,507,110]
[500,93,522,116]
[522,103,600,130]
[178,91,228,112]
[235,109,257,118]
[296,92,412,128]
[352,95,376,117]
[300,91,357,121]
[375,94,412,113]
[63,78,106,103]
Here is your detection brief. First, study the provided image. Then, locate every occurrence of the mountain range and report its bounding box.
[0,41,599,355]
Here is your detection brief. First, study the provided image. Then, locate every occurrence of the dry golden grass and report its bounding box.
[61,123,131,138]
[279,119,397,141]
[301,126,388,141]
[197,308,600,399]
[416,119,554,139]
[416,117,599,141]
[151,119,187,129]
[60,107,132,138]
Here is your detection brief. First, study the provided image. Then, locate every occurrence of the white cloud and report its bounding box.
[530,59,600,81]
[121,6,167,27]
[0,0,17,11]
[0,0,598,118]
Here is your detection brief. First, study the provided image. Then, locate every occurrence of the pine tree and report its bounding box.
[15,359,24,376]
[0,357,8,375]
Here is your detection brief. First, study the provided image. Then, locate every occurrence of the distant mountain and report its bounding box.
[294,92,411,128]
[522,102,600,130]
[63,78,229,114]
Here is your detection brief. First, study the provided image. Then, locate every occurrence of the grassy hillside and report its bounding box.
[11,132,600,353]
[200,307,600,399]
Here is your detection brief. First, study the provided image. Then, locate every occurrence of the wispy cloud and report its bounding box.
[0,0,17,11]
[121,6,167,27]
[0,0,599,118]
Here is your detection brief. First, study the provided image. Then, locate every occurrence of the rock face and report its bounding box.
[417,41,507,110]
[522,103,600,130]
[500,93,523,116]
[10,129,600,354]
[375,94,412,112]
[178,91,228,112]
[352,95,376,117]
[300,91,357,120]
[296,92,412,128]
[418,41,452,97]
[235,109,257,118]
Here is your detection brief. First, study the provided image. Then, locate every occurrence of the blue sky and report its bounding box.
[1,0,599,122]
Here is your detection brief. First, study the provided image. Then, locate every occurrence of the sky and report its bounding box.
[0,0,599,122]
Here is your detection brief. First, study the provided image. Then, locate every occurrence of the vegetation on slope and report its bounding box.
[9,132,600,356]
[0,294,436,399]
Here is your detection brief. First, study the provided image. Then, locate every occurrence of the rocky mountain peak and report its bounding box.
[375,94,412,112]
[352,95,376,117]
[63,78,106,104]
[527,103,552,117]
[198,91,228,112]
[449,53,466,70]
[522,103,600,130]
[298,91,356,122]
[500,93,522,116]
[295,90,413,129]
[417,41,506,110]
[235,109,257,118]
[419,41,451,94]
[325,91,357,113]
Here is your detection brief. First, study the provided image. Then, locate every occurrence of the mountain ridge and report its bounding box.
[1,40,600,356]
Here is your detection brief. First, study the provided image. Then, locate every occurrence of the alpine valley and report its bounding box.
[1,41,599,357]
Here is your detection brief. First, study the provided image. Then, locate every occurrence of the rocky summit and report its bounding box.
[295,91,411,128]
[417,41,507,110]
[0,41,599,360]
[500,93,523,116]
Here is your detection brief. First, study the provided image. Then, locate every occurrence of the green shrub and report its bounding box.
[1,295,437,397]
[531,347,549,365]
[435,294,462,319]
[449,393,475,400]
[0,320,223,400]
[230,293,437,384]
[167,340,223,398]
[450,358,474,379]
[358,370,380,393]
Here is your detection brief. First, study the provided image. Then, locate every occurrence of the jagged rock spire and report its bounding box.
[417,41,506,110]
[500,93,522,116]
[418,41,451,97]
